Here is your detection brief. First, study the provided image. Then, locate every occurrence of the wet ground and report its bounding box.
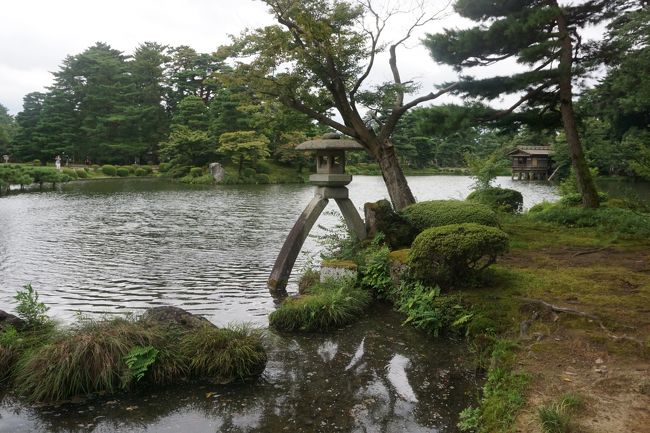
[0,306,479,433]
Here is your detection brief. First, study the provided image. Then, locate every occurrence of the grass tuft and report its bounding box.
[538,393,583,433]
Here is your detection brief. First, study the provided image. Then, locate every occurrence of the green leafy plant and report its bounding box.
[14,284,49,328]
[123,345,159,383]
[538,394,583,433]
[359,234,393,299]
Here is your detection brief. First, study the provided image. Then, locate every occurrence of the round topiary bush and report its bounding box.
[189,167,203,178]
[91,164,100,171]
[466,187,524,213]
[401,200,499,232]
[101,165,117,176]
[134,167,147,176]
[255,173,271,184]
[116,167,129,177]
[168,165,190,178]
[255,162,272,174]
[158,162,171,173]
[242,167,256,178]
[32,159,41,166]
[62,168,78,179]
[75,169,88,178]
[408,223,509,287]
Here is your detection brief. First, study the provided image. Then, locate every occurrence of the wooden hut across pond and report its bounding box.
[268,133,367,297]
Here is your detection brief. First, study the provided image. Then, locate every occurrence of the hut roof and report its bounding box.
[507,146,553,156]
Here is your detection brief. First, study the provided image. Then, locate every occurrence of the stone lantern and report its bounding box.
[268,133,367,296]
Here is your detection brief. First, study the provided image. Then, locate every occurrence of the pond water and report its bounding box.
[0,175,557,433]
[0,175,557,324]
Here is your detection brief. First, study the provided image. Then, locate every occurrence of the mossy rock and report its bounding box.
[364,199,419,248]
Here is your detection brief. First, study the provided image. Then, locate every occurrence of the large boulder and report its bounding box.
[140,306,213,330]
[364,199,419,248]
[208,162,225,182]
[0,309,26,331]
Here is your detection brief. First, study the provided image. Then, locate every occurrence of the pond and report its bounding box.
[0,175,557,433]
[0,176,557,324]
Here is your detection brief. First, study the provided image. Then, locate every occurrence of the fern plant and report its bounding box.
[123,345,159,383]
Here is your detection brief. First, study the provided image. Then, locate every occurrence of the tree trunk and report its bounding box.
[375,143,416,211]
[555,4,599,208]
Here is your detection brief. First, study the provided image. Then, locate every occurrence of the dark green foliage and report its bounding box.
[359,235,393,299]
[179,325,267,382]
[409,223,509,287]
[14,284,49,328]
[75,168,88,178]
[366,200,419,248]
[255,161,272,174]
[101,164,117,176]
[189,167,204,178]
[32,159,41,166]
[158,162,171,173]
[269,281,371,332]
[395,282,473,337]
[529,206,650,237]
[242,167,256,178]
[134,167,147,176]
[401,200,499,232]
[167,165,191,178]
[559,192,608,207]
[116,167,129,177]
[255,173,271,184]
[467,187,524,213]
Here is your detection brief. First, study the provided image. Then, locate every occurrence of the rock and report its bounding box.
[140,306,213,330]
[388,249,409,285]
[208,162,225,182]
[364,200,418,249]
[320,260,358,283]
[0,309,26,330]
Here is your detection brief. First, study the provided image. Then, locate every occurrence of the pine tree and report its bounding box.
[425,0,633,207]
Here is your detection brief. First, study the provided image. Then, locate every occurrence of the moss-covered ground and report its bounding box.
[462,215,650,432]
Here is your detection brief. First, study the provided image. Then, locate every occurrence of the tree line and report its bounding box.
[0,0,647,209]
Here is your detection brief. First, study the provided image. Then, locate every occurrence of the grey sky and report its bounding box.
[0,0,477,115]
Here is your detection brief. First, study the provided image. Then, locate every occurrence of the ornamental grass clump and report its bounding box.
[180,324,267,383]
[13,318,159,402]
[401,200,499,232]
[409,223,509,287]
[269,281,371,332]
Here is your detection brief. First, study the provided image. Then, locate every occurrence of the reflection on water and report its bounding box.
[0,306,477,433]
[0,176,557,325]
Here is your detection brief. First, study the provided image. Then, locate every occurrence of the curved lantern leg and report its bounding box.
[268,195,329,297]
[335,198,367,241]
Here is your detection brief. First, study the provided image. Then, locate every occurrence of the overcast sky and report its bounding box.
[0,0,483,115]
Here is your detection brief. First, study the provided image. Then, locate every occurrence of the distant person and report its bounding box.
[85,157,91,167]
[55,155,61,170]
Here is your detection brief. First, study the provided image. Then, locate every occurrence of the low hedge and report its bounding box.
[116,167,130,177]
[189,167,203,178]
[409,223,509,287]
[401,200,499,232]
[467,187,523,213]
[75,169,88,178]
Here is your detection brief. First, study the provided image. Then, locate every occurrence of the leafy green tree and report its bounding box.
[425,0,631,208]
[0,103,17,156]
[128,42,170,163]
[12,92,45,161]
[227,0,453,210]
[159,95,213,165]
[218,131,270,176]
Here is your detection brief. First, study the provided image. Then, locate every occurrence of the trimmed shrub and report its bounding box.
[159,162,171,173]
[242,167,256,178]
[560,192,608,207]
[134,167,147,176]
[269,282,371,332]
[255,161,272,174]
[116,167,130,177]
[401,200,499,232]
[467,187,523,213]
[189,167,204,178]
[32,159,41,166]
[128,165,137,174]
[168,165,191,178]
[528,201,555,214]
[91,164,100,171]
[62,168,78,179]
[75,169,88,178]
[142,165,154,175]
[255,173,271,184]
[409,223,509,287]
[101,165,117,176]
